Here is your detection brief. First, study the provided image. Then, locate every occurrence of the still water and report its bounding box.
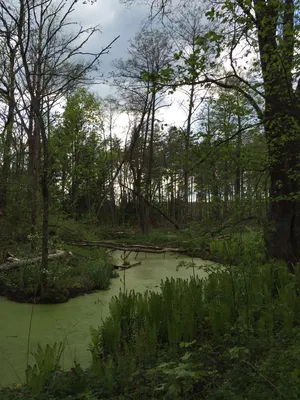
[0,252,212,386]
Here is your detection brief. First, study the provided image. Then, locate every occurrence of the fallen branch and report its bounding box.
[113,261,142,270]
[119,182,180,230]
[69,241,186,254]
[0,250,73,271]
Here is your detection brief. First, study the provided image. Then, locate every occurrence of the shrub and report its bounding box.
[0,248,115,303]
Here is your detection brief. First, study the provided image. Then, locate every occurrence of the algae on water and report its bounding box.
[0,252,212,386]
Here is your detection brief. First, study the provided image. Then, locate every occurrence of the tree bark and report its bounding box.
[28,119,40,230]
[254,0,300,265]
[265,109,300,265]
[0,47,16,214]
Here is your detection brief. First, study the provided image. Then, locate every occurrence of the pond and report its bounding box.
[0,252,213,386]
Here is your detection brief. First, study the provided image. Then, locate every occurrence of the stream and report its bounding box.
[0,252,213,386]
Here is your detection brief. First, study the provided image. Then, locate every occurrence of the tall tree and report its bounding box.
[167,2,208,223]
[0,13,18,215]
[51,88,106,218]
[114,28,172,233]
[0,0,118,268]
[133,0,300,266]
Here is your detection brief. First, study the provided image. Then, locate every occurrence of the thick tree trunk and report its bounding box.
[253,0,300,267]
[265,106,300,265]
[139,195,149,235]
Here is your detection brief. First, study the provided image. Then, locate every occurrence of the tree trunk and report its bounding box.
[235,114,242,200]
[0,116,14,214]
[0,250,72,271]
[265,103,300,265]
[28,119,40,230]
[41,131,49,270]
[184,82,196,223]
[0,49,16,214]
[253,0,300,266]
[139,194,148,234]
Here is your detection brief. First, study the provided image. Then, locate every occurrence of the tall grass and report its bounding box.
[88,255,300,397]
[3,235,300,398]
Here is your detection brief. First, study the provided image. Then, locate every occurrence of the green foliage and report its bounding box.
[85,257,300,398]
[0,246,115,303]
[209,229,265,264]
[50,88,107,219]
[3,256,300,398]
[26,343,64,397]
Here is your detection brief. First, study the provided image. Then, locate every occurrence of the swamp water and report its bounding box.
[0,252,213,386]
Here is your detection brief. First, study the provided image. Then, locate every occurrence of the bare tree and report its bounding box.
[166,3,208,223]
[113,28,172,233]
[0,11,18,215]
[0,0,119,268]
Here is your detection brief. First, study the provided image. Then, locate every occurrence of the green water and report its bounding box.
[0,252,212,386]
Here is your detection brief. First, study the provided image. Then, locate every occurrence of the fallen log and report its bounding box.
[73,241,174,251]
[0,250,73,272]
[113,261,142,270]
[108,231,136,236]
[69,241,186,254]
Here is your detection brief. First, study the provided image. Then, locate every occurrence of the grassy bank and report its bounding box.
[0,219,119,303]
[0,247,116,303]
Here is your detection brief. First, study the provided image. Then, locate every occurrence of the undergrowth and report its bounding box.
[3,250,300,399]
[0,247,116,303]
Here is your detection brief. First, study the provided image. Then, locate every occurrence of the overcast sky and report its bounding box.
[73,0,148,95]
[71,0,187,134]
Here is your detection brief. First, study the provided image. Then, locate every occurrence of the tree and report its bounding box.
[133,0,300,266]
[51,88,106,218]
[0,12,18,215]
[102,96,122,226]
[166,2,207,223]
[0,0,118,268]
[113,28,173,233]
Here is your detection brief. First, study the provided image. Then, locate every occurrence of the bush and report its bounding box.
[0,248,115,303]
[209,228,265,264]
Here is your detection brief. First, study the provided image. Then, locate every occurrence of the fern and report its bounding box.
[26,342,64,397]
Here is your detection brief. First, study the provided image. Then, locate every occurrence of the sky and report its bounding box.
[71,0,187,136]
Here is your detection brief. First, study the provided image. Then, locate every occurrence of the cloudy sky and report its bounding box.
[73,0,149,95]
[71,0,187,134]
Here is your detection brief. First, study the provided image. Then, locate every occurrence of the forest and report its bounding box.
[1,0,300,398]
